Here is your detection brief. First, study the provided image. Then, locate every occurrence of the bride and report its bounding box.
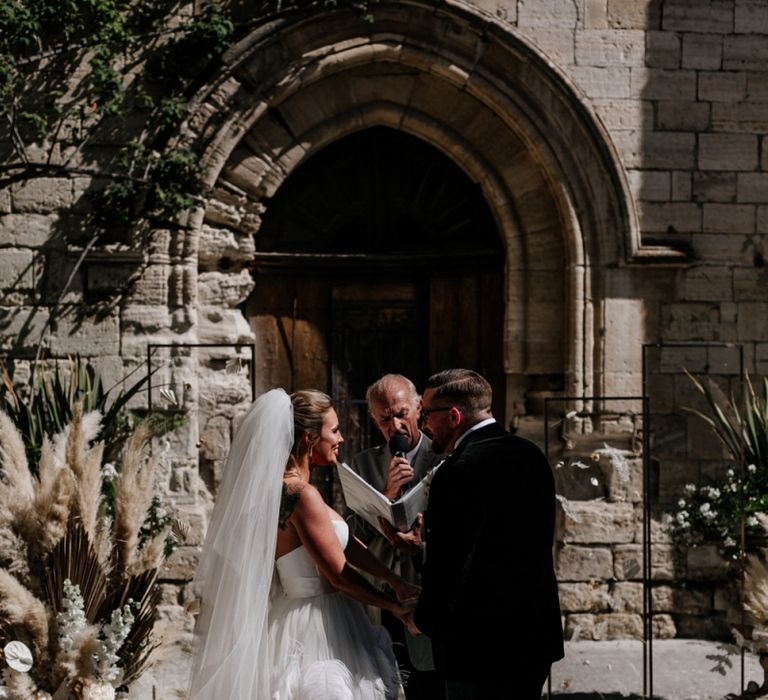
[188,389,415,699]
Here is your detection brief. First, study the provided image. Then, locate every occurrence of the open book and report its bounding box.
[338,462,434,535]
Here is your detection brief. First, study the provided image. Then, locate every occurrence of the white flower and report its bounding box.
[747,516,759,527]
[700,503,711,513]
[95,603,135,682]
[685,483,696,495]
[748,464,757,473]
[676,512,688,524]
[730,483,738,492]
[101,463,118,481]
[678,499,686,508]
[681,521,691,529]
[3,641,33,672]
[724,537,737,548]
[590,477,599,486]
[57,580,88,651]
[727,469,735,479]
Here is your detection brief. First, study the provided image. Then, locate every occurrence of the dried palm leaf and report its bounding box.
[0,569,49,664]
[45,522,106,624]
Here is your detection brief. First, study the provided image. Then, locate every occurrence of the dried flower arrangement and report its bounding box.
[0,404,182,699]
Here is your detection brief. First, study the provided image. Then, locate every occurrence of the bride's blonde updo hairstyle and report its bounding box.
[287,390,333,472]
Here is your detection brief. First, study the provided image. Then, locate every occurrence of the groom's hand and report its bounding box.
[378,514,423,557]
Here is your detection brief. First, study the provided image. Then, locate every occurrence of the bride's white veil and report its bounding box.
[188,388,294,699]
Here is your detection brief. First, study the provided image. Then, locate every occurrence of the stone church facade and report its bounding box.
[2,0,767,695]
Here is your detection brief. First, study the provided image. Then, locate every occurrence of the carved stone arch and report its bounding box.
[184,0,639,411]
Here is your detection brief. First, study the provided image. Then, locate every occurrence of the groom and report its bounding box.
[404,369,563,699]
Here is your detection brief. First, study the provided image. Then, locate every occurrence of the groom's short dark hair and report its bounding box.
[425,369,492,417]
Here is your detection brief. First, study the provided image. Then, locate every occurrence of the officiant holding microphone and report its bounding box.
[348,374,444,699]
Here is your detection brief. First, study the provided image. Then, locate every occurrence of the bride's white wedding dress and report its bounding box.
[270,519,402,700]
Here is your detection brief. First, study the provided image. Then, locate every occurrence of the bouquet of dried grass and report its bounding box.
[0,404,181,699]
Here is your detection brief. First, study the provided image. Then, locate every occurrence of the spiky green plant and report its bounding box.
[0,357,149,468]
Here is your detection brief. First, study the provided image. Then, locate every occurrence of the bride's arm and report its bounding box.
[290,484,409,617]
[344,536,420,603]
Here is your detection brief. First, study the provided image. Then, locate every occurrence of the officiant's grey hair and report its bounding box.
[365,374,420,407]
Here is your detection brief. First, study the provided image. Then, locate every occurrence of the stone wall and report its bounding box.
[1,0,768,695]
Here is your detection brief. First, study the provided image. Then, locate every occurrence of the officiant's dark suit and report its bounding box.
[412,370,563,699]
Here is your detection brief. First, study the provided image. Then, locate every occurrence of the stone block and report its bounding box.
[575,30,646,67]
[602,456,643,504]
[698,71,747,102]
[592,99,652,130]
[609,581,643,613]
[47,306,120,356]
[0,248,35,290]
[646,372,676,413]
[653,614,677,638]
[565,613,643,640]
[736,0,768,33]
[760,206,768,232]
[707,345,743,374]
[614,543,682,581]
[738,173,768,203]
[513,29,574,65]
[747,73,768,103]
[734,268,768,300]
[699,134,759,171]
[608,0,657,29]
[682,33,723,70]
[651,585,711,614]
[161,545,200,581]
[713,102,768,133]
[663,0,733,33]
[703,204,756,234]
[662,302,724,341]
[758,343,768,374]
[0,214,57,247]
[687,413,726,458]
[656,100,710,131]
[517,0,578,28]
[471,0,515,22]
[672,171,692,201]
[638,202,701,234]
[737,302,768,341]
[559,501,636,544]
[0,186,9,214]
[198,269,255,308]
[675,613,730,639]
[198,414,232,463]
[558,583,613,613]
[556,545,614,581]
[198,225,256,268]
[645,31,681,68]
[198,306,255,345]
[626,170,669,201]
[724,35,768,70]
[687,544,729,581]
[569,66,631,99]
[623,131,695,170]
[121,264,168,305]
[693,172,737,203]
[683,266,733,302]
[631,68,696,100]
[197,371,252,411]
[11,177,74,213]
[0,306,50,355]
[584,0,607,29]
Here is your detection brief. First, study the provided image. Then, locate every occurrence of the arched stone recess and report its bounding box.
[182,0,638,414]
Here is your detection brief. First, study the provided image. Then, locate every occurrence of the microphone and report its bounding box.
[389,433,410,459]
[389,434,412,498]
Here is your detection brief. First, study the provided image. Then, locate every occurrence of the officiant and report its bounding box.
[348,373,444,699]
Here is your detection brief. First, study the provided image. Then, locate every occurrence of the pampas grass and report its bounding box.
[0,404,175,698]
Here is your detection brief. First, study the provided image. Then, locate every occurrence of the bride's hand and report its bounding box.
[392,578,420,606]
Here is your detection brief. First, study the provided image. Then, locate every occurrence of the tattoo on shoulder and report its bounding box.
[279,481,304,529]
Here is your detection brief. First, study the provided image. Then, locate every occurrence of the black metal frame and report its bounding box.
[641,341,745,697]
[146,343,257,410]
[544,394,648,699]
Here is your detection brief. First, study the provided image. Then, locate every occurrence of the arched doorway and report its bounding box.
[245,127,505,455]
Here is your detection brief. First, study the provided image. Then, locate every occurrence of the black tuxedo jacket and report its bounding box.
[413,422,564,681]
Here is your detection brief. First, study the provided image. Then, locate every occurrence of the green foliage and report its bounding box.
[673,373,768,557]
[0,356,149,466]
